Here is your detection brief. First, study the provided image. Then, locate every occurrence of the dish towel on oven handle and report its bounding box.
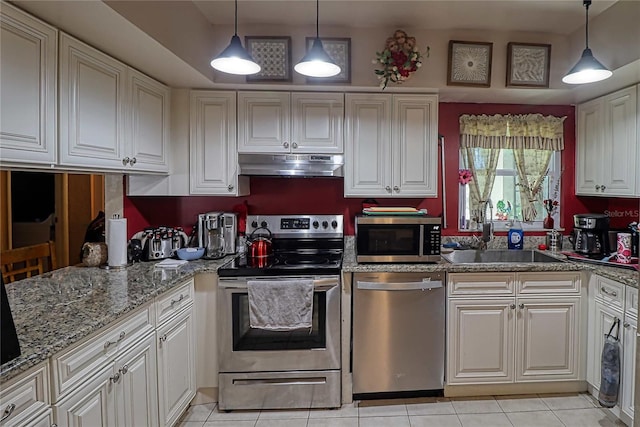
[247,279,314,330]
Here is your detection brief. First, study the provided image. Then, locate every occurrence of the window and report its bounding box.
[459,148,561,231]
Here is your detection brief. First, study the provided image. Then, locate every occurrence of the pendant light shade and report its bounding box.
[210,0,260,75]
[294,0,340,78]
[562,0,612,84]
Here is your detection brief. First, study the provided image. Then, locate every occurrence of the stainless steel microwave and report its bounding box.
[355,216,442,263]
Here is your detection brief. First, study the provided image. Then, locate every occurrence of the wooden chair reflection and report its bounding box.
[1,241,57,284]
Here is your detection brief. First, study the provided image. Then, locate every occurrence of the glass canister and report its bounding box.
[545,230,563,252]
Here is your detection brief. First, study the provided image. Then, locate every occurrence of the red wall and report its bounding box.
[124,102,639,237]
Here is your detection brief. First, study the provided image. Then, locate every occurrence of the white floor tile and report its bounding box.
[406,399,456,416]
[506,410,563,427]
[178,422,205,427]
[257,409,310,419]
[207,409,260,422]
[451,397,502,414]
[309,403,358,418]
[358,402,408,417]
[180,403,216,422]
[409,414,462,426]
[553,408,624,427]
[540,393,596,411]
[255,418,308,427]
[496,395,548,412]
[458,412,513,427]
[203,421,256,427]
[359,415,411,427]
[307,417,359,427]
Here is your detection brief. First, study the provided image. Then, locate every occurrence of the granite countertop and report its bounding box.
[1,257,230,384]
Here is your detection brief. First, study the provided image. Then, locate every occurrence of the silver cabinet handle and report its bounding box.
[510,304,516,309]
[159,334,167,343]
[122,157,130,166]
[110,372,121,383]
[51,424,58,427]
[120,364,129,375]
[227,184,234,191]
[385,186,391,192]
[601,287,617,297]
[356,280,443,291]
[170,294,184,306]
[283,142,289,149]
[393,186,400,192]
[292,142,298,149]
[130,157,137,165]
[103,331,126,349]
[1,404,16,422]
[519,303,525,309]
[624,322,630,328]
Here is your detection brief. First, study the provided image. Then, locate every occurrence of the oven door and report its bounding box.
[218,275,341,373]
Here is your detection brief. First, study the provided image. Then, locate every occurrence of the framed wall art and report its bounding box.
[506,42,551,88]
[244,36,292,82]
[305,37,351,84]
[447,40,493,87]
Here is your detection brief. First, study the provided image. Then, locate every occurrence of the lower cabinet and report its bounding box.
[0,362,51,427]
[156,298,196,427]
[447,272,583,385]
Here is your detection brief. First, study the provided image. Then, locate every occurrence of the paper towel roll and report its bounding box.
[108,217,128,267]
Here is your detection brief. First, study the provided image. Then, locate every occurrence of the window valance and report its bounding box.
[459,114,566,151]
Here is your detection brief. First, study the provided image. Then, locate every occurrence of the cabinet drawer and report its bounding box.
[448,273,515,296]
[626,285,638,318]
[156,279,194,325]
[594,276,625,309]
[517,272,581,295]
[0,362,50,427]
[51,304,154,400]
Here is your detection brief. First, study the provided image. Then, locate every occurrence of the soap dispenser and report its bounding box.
[508,216,524,250]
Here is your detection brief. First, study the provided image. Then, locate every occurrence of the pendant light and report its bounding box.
[210,0,261,75]
[294,0,341,78]
[562,0,612,84]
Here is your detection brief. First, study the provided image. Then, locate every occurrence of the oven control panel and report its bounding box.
[247,215,343,237]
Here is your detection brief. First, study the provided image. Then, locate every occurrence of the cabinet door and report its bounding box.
[54,365,116,427]
[344,94,392,197]
[190,91,248,196]
[447,298,515,384]
[587,301,623,390]
[392,95,438,197]
[291,93,344,153]
[114,334,158,427]
[575,98,604,196]
[602,87,637,196]
[59,33,127,169]
[0,3,57,166]
[620,315,636,423]
[128,68,169,173]
[238,92,290,153]
[157,307,195,427]
[516,297,581,381]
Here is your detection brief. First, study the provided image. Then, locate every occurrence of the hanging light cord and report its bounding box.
[234,0,238,36]
[315,0,320,38]
[584,0,591,48]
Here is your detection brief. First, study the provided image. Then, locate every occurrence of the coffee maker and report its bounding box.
[570,213,610,258]
[197,212,237,259]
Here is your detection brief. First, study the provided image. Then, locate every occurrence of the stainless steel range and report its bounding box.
[217,214,343,410]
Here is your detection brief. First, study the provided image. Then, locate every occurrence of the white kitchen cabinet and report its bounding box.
[156,293,195,427]
[576,85,638,197]
[344,93,438,197]
[447,272,583,386]
[190,90,249,196]
[0,362,51,427]
[0,2,57,167]
[238,91,344,154]
[59,32,169,173]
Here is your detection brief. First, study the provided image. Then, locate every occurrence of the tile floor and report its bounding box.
[177,392,627,427]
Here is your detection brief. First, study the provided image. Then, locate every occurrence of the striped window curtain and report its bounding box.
[460,114,566,222]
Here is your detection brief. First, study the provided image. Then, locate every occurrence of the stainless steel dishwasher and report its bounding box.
[352,271,445,397]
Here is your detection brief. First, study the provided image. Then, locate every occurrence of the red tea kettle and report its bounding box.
[246,226,273,267]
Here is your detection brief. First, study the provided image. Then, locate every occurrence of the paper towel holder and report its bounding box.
[99,214,133,270]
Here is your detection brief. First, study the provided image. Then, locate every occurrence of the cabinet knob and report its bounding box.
[624,322,630,328]
[120,364,129,375]
[385,186,391,192]
[130,157,137,165]
[1,403,16,422]
[292,142,298,149]
[510,303,516,309]
[393,186,400,192]
[283,142,289,149]
[110,372,121,384]
[122,157,130,166]
[519,303,525,309]
[600,185,606,191]
[227,184,234,191]
[160,334,167,343]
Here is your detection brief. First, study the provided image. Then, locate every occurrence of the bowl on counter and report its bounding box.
[176,247,205,261]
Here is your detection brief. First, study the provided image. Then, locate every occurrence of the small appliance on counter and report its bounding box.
[569,213,610,258]
[131,226,189,261]
[197,212,237,259]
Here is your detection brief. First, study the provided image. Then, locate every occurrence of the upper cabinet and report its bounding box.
[576,85,638,197]
[238,91,344,154]
[59,33,169,173]
[0,2,57,166]
[344,93,438,198]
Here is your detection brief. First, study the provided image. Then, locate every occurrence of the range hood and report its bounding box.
[238,154,344,177]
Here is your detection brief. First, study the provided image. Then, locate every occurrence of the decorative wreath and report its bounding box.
[374,30,428,89]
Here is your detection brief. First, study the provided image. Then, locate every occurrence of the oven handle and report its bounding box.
[219,278,339,290]
[357,280,443,291]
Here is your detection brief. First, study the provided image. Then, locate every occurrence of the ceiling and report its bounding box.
[193,0,618,34]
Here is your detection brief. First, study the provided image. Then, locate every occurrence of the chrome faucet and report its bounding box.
[481,199,494,246]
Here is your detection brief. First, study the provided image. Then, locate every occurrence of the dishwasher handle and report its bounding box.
[356,280,443,291]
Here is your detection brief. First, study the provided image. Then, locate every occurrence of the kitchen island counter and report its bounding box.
[0,258,229,383]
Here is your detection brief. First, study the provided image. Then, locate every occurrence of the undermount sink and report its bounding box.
[441,249,564,264]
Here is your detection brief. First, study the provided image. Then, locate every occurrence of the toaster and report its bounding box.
[131,227,189,261]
